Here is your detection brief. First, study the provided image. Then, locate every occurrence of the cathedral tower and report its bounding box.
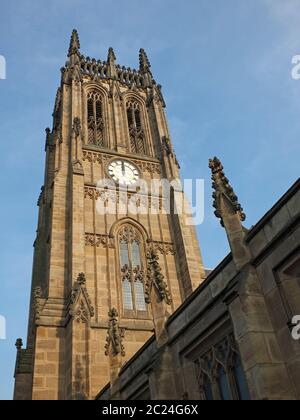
[13,30,205,400]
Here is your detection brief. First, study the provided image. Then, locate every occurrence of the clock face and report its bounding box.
[108,160,139,186]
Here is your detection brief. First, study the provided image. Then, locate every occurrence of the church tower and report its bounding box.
[13,30,205,400]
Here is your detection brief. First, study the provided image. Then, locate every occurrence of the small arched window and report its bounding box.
[87,90,105,147]
[118,225,147,315]
[126,101,146,155]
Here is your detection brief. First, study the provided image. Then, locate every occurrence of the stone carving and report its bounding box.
[37,186,44,207]
[119,225,141,244]
[162,136,180,169]
[150,241,176,256]
[15,338,23,351]
[33,287,46,324]
[68,29,80,57]
[73,117,81,138]
[61,33,155,89]
[84,187,101,200]
[85,185,163,212]
[69,273,95,324]
[121,265,132,282]
[83,150,99,163]
[107,47,116,65]
[139,49,152,76]
[133,266,144,283]
[105,308,125,357]
[82,150,161,175]
[209,157,246,227]
[145,249,172,305]
[85,233,111,248]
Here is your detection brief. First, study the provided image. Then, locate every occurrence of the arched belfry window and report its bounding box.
[126,101,146,155]
[118,225,147,315]
[87,90,105,147]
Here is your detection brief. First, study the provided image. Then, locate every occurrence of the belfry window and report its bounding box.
[195,335,250,401]
[118,226,147,315]
[87,90,105,147]
[126,101,146,155]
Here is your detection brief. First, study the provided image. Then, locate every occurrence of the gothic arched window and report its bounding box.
[196,335,250,401]
[126,101,146,155]
[118,225,147,315]
[87,90,105,147]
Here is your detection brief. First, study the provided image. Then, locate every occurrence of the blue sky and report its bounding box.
[0,0,300,399]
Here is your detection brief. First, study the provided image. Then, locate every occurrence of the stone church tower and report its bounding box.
[13,30,205,400]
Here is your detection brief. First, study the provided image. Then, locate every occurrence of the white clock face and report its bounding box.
[108,160,139,186]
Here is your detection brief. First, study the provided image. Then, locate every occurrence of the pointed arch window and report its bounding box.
[87,90,105,147]
[118,225,147,315]
[126,101,146,155]
[195,335,250,401]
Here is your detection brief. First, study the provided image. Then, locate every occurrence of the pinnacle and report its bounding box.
[68,29,80,56]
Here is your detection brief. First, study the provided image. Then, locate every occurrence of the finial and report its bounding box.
[68,29,80,57]
[139,48,152,75]
[15,338,23,351]
[77,272,86,285]
[105,308,125,357]
[145,248,172,305]
[209,157,246,227]
[107,47,116,64]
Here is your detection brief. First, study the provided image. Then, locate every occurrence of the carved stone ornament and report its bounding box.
[62,31,156,88]
[85,233,112,248]
[105,308,125,357]
[15,338,23,351]
[162,136,180,168]
[82,150,161,175]
[119,225,141,244]
[150,241,175,256]
[73,117,81,138]
[33,286,46,324]
[209,157,246,227]
[69,273,95,323]
[145,249,172,305]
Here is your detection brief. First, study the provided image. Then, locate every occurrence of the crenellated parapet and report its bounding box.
[61,29,161,91]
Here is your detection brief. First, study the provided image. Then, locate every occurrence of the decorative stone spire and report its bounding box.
[15,338,23,351]
[146,249,172,305]
[107,47,117,78]
[139,48,152,75]
[68,29,80,57]
[209,157,246,227]
[209,157,251,270]
[69,273,94,323]
[105,308,125,357]
[107,47,116,64]
[77,272,86,285]
[145,248,172,347]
